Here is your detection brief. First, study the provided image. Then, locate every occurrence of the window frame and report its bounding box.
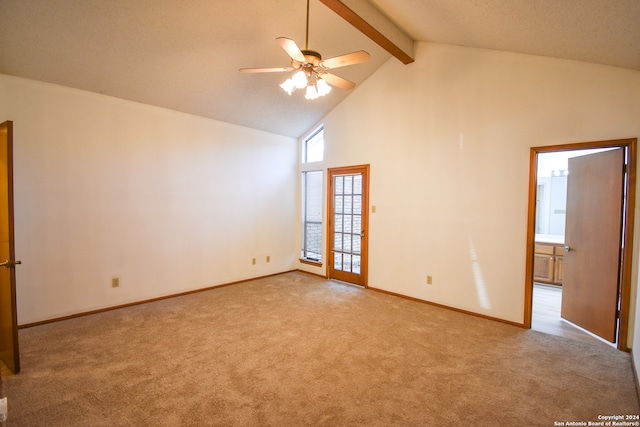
[302,125,324,163]
[300,170,323,264]
[300,124,325,266]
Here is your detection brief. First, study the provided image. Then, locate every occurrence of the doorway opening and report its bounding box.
[533,148,618,347]
[525,138,637,351]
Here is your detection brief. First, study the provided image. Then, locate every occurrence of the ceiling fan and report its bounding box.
[239,0,370,99]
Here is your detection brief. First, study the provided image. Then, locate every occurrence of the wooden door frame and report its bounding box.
[327,164,370,287]
[0,120,20,372]
[524,138,636,351]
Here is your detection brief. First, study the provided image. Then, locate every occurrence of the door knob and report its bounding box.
[563,245,571,253]
[0,260,22,268]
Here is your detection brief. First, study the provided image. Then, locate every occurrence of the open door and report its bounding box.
[0,121,20,373]
[561,148,623,343]
[327,165,369,286]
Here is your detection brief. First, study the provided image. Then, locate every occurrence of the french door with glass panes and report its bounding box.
[328,165,369,286]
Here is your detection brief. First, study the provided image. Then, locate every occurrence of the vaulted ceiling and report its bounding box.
[1,1,639,138]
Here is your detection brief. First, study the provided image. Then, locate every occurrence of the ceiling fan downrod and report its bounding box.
[305,0,310,50]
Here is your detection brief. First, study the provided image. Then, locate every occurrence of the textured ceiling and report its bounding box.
[0,0,390,138]
[371,0,640,71]
[1,1,639,139]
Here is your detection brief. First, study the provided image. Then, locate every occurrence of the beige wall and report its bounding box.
[0,75,298,325]
[300,42,640,335]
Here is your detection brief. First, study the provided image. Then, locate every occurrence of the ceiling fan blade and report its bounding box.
[320,73,356,90]
[239,67,294,73]
[321,51,370,69]
[276,37,307,63]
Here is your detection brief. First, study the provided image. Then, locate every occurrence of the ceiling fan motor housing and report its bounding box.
[300,50,322,67]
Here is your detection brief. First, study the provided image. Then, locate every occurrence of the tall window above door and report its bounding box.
[303,125,324,163]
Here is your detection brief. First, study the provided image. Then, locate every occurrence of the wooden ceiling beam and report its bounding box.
[319,0,415,64]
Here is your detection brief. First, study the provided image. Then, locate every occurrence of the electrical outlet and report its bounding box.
[111,277,120,288]
[252,258,256,265]
[266,255,270,263]
[426,275,433,285]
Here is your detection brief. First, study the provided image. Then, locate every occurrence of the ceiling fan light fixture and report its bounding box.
[292,70,308,89]
[279,78,296,95]
[281,72,331,100]
[316,78,332,96]
[305,84,319,100]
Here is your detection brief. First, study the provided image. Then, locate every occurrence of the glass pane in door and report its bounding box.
[332,172,363,274]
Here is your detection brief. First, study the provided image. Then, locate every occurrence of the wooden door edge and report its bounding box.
[1,121,20,372]
[618,139,637,351]
[523,148,538,329]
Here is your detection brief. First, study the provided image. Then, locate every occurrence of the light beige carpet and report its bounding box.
[2,271,638,426]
